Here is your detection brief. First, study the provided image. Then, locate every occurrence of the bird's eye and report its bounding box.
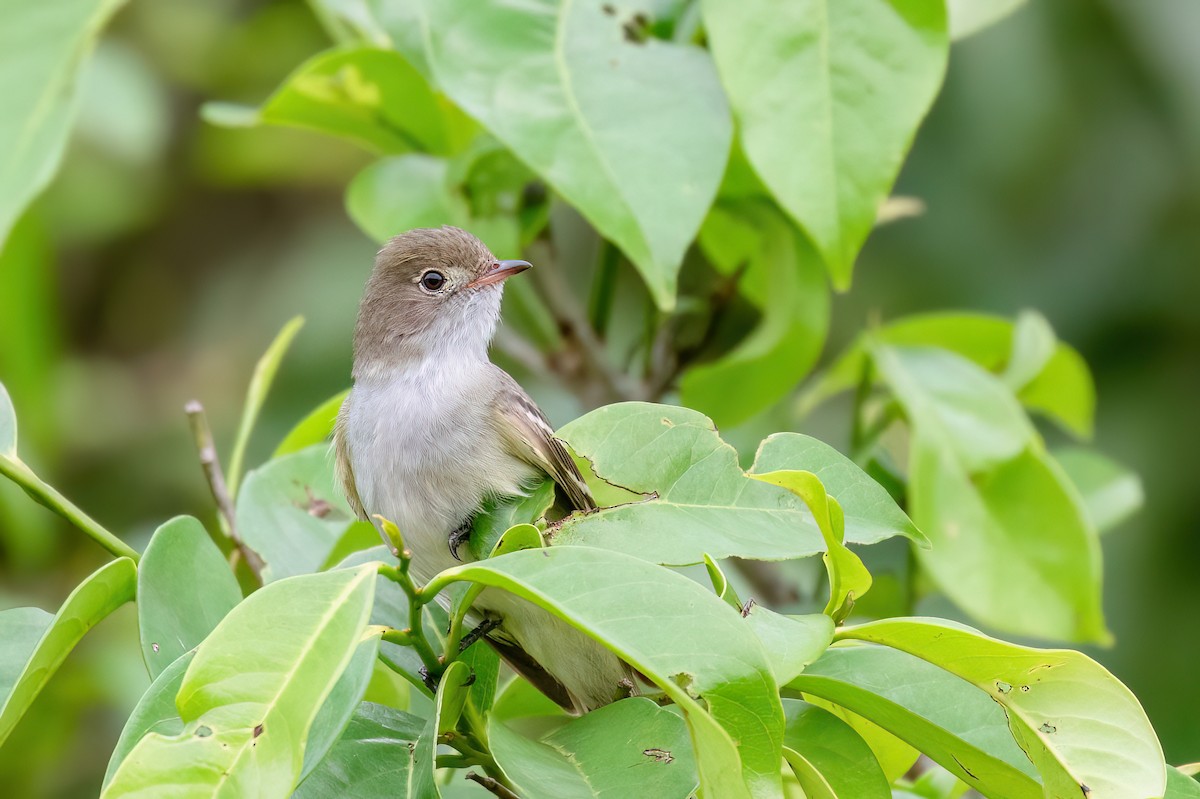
[420,270,446,292]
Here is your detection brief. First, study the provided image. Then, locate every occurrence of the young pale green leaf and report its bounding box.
[469,482,555,561]
[909,436,1108,643]
[347,154,521,257]
[683,201,830,427]
[489,697,698,799]
[227,316,304,496]
[839,618,1166,799]
[138,516,242,678]
[103,566,378,799]
[555,403,920,565]
[1002,310,1057,392]
[205,47,469,155]
[0,0,127,247]
[103,651,194,789]
[751,471,872,622]
[408,660,474,799]
[491,674,567,723]
[947,0,1027,40]
[703,554,743,611]
[702,0,947,288]
[299,635,381,783]
[427,546,785,799]
[1053,446,1144,534]
[423,0,732,309]
[802,313,1095,437]
[1166,767,1200,799]
[742,607,833,686]
[0,381,15,455]
[274,390,348,457]
[780,700,890,799]
[236,444,360,582]
[0,557,136,746]
[792,645,1041,798]
[293,702,426,798]
[459,639,501,719]
[750,432,924,545]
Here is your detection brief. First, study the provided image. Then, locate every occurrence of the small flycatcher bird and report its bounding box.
[334,226,633,712]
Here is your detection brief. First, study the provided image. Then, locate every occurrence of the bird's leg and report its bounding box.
[449,518,473,561]
[459,616,502,652]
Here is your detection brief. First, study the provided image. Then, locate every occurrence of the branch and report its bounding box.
[185,401,264,580]
[466,772,521,799]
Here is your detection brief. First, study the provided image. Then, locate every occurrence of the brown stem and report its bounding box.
[466,772,521,799]
[185,401,264,580]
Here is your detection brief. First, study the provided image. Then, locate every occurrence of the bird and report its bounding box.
[333,226,634,713]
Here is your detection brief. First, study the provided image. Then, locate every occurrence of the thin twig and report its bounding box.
[466,772,521,799]
[185,401,264,580]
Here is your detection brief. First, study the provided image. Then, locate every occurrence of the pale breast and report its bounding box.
[344,358,536,581]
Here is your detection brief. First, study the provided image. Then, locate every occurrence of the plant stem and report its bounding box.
[377,562,443,675]
[850,357,875,454]
[0,455,140,562]
[466,772,521,799]
[185,401,264,581]
[587,241,620,337]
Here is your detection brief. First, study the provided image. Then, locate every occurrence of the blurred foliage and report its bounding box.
[0,0,1198,795]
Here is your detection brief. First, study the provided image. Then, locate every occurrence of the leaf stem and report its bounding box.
[0,455,139,562]
[466,771,521,799]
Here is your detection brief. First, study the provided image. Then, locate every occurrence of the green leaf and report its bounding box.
[489,697,698,799]
[0,557,136,746]
[1053,446,1144,534]
[1002,310,1057,392]
[780,700,890,799]
[683,201,830,427]
[0,0,127,247]
[469,482,555,562]
[423,0,733,309]
[791,645,1041,798]
[702,0,947,288]
[228,315,304,496]
[803,313,1095,438]
[0,381,15,456]
[137,516,243,678]
[103,566,378,798]
[555,403,920,565]
[947,0,1027,40]
[347,153,520,256]
[204,47,469,155]
[275,390,349,457]
[839,618,1166,799]
[410,660,474,799]
[459,639,501,719]
[751,471,873,623]
[742,607,833,686]
[1166,767,1200,799]
[300,635,381,783]
[750,432,924,545]
[703,553,743,611]
[293,702,426,798]
[492,674,566,723]
[102,651,195,790]
[235,444,361,582]
[428,546,786,799]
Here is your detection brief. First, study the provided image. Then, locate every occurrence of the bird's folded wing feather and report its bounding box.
[333,394,368,521]
[491,368,597,512]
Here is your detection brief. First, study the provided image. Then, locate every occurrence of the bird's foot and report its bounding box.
[448,520,473,561]
[459,616,502,652]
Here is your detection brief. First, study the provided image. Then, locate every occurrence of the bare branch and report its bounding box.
[466,772,522,799]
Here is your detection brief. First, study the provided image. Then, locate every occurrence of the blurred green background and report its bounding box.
[1,0,1197,794]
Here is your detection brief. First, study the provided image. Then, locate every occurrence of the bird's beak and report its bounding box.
[468,259,532,289]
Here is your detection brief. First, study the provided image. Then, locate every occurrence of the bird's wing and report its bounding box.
[491,367,597,513]
[333,393,368,521]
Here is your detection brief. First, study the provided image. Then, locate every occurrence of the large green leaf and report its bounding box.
[780,700,890,799]
[299,635,381,783]
[1053,446,1144,534]
[489,697,698,799]
[683,201,829,427]
[347,153,521,257]
[427,546,785,799]
[274,390,348,458]
[0,557,136,746]
[137,516,242,678]
[0,0,127,246]
[102,651,195,790]
[702,0,947,288]
[227,316,304,496]
[293,702,426,798]
[840,618,1166,799]
[1166,768,1200,799]
[422,0,732,308]
[408,660,474,799]
[235,444,362,582]
[742,608,833,687]
[803,313,1095,438]
[103,566,378,798]
[874,345,1107,642]
[750,432,923,544]
[792,645,1041,798]
[205,47,468,156]
[555,403,919,564]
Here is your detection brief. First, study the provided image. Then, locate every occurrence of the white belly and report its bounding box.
[345,359,535,582]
